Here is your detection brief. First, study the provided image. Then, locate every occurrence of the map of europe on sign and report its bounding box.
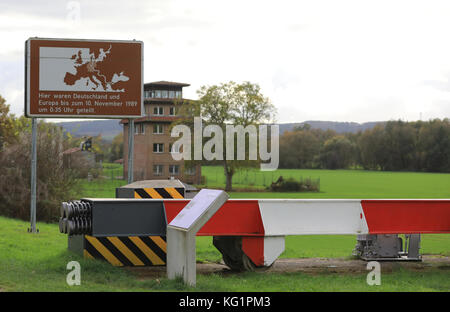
[39,46,130,92]
[26,38,143,118]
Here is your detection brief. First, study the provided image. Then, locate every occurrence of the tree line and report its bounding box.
[279,119,450,172]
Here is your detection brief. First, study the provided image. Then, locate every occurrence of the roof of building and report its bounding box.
[144,98,184,103]
[120,115,180,124]
[145,81,190,87]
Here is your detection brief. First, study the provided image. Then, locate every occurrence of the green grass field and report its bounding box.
[79,165,450,199]
[200,166,450,198]
[1,165,449,292]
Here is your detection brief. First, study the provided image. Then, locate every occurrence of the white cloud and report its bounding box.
[1,0,450,122]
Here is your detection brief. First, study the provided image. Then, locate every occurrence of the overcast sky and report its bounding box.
[1,0,450,123]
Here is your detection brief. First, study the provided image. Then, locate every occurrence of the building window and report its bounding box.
[175,91,182,98]
[153,106,164,115]
[169,165,179,175]
[162,90,168,98]
[153,143,164,153]
[169,107,175,116]
[169,90,175,98]
[185,167,195,176]
[153,165,163,176]
[153,124,163,134]
[155,90,162,98]
[134,123,144,135]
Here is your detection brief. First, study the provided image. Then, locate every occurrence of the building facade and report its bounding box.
[122,81,201,184]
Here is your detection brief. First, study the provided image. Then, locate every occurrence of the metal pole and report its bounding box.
[127,119,134,183]
[29,117,38,233]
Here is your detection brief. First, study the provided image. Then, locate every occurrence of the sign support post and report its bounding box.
[127,119,134,183]
[28,117,38,233]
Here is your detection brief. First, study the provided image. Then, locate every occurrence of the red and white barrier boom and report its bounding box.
[163,199,450,269]
[59,196,450,270]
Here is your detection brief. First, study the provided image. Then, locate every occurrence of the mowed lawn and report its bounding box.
[79,166,450,199]
[0,216,449,292]
[0,167,449,291]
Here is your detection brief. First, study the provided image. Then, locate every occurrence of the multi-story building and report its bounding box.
[121,81,201,184]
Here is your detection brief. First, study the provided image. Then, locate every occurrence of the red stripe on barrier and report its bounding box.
[242,236,265,266]
[164,200,190,224]
[164,200,264,236]
[362,200,450,234]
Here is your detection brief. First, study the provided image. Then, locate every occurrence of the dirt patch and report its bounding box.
[265,256,449,275]
[437,265,450,270]
[126,262,229,280]
[126,256,450,279]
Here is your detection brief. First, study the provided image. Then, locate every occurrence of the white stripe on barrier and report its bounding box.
[258,199,369,235]
[263,236,285,266]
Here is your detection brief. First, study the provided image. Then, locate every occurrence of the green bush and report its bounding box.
[270,176,320,192]
[0,122,81,222]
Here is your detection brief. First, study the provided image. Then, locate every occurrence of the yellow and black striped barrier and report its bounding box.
[134,187,185,199]
[84,235,167,266]
[115,180,186,199]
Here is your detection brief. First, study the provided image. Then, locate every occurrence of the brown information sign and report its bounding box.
[25,38,143,118]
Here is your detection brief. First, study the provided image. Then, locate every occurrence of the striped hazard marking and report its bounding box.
[84,235,167,266]
[134,187,184,199]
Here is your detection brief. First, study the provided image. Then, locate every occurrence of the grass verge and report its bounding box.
[0,216,448,292]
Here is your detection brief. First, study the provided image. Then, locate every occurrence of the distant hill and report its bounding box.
[57,119,383,141]
[278,120,384,134]
[57,119,123,141]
